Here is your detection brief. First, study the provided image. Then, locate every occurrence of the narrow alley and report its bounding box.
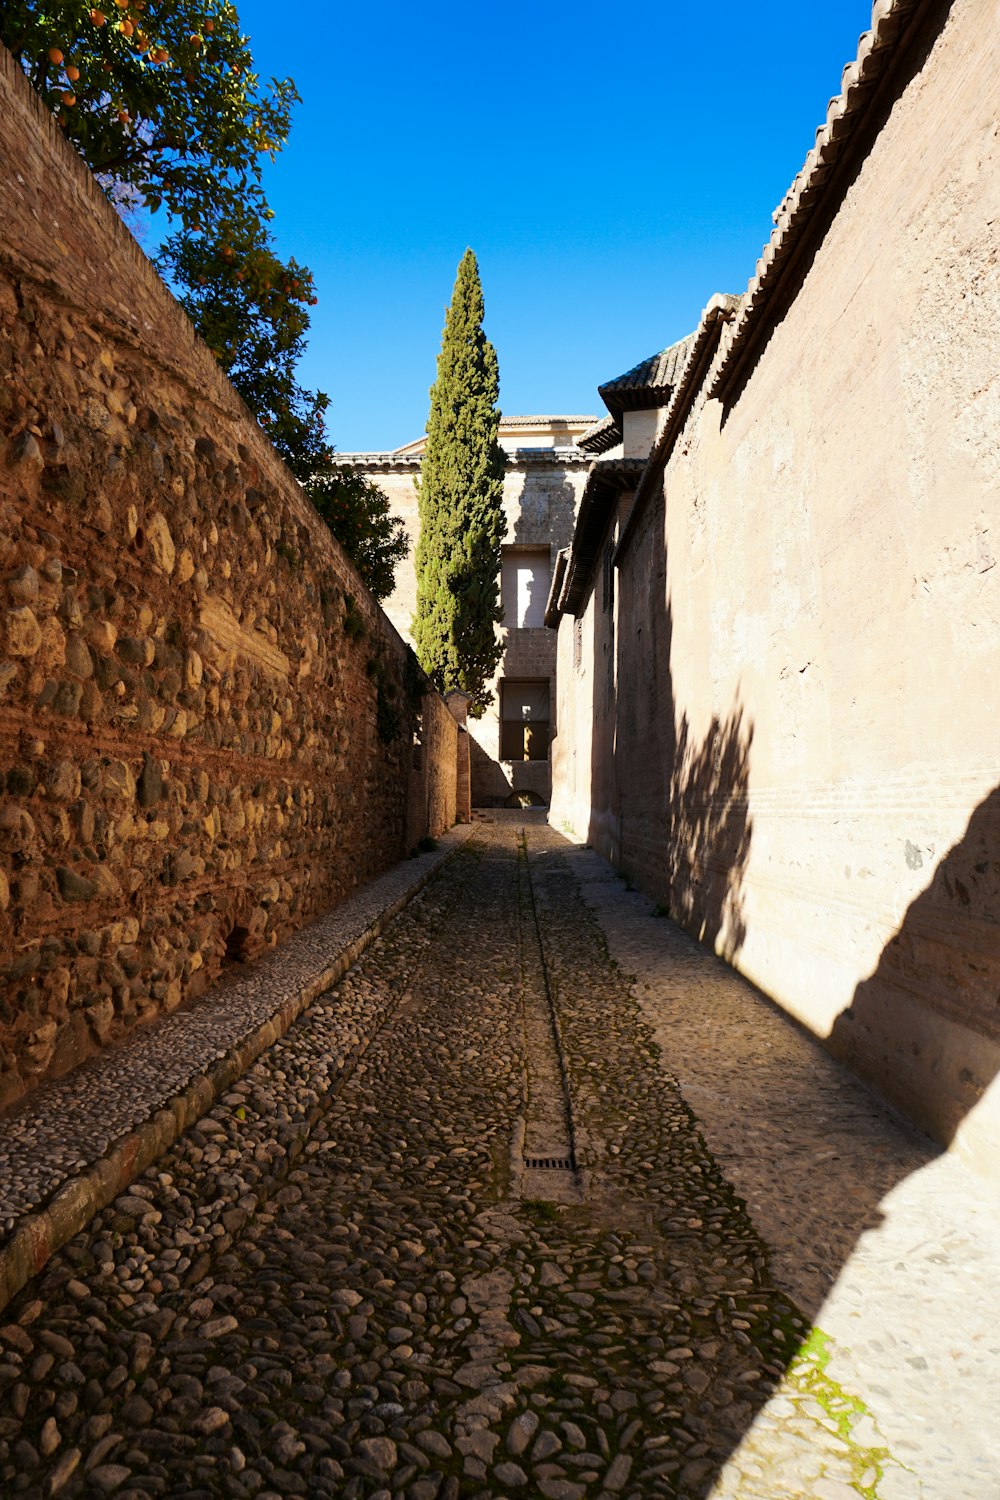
[1,820,998,1500]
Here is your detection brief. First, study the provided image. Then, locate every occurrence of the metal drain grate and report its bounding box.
[524,1156,573,1170]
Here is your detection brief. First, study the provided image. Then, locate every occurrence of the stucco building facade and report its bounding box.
[334,417,593,806]
[546,0,1000,1181]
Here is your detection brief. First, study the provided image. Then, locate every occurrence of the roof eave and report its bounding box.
[614,294,741,565]
[578,415,623,454]
[544,549,570,629]
[710,0,927,401]
[557,459,647,618]
[598,333,698,416]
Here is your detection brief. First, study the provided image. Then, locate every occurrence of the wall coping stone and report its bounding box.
[0,827,472,1315]
[614,293,741,564]
[709,0,927,399]
[331,449,593,473]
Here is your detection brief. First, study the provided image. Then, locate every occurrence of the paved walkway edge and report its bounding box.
[0,826,473,1316]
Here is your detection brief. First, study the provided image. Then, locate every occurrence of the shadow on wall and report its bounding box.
[829,781,1000,1166]
[590,513,754,961]
[665,708,753,962]
[508,472,579,549]
[469,734,512,808]
[574,567,999,1493]
[601,541,999,1170]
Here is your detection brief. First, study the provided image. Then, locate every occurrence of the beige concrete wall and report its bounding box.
[622,409,659,460]
[371,469,420,642]
[552,0,1000,1176]
[466,459,587,804]
[550,490,633,855]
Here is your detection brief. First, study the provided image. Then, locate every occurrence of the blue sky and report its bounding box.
[233,0,875,452]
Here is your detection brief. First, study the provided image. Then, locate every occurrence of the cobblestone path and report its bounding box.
[0,823,995,1499]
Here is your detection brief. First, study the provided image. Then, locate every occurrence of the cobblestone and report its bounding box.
[0,820,996,1499]
[565,838,1000,1498]
[0,831,469,1302]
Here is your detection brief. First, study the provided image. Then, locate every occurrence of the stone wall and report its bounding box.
[551,0,1000,1176]
[550,490,634,852]
[352,464,422,645]
[0,47,459,1107]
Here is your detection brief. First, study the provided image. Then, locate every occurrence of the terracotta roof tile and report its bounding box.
[497,415,596,427]
[598,333,698,413]
[711,0,924,398]
[578,414,622,454]
[556,458,647,617]
[615,293,741,562]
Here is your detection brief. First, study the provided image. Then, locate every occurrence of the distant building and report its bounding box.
[333,417,594,806]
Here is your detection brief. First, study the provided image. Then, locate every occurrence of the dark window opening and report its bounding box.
[500,679,550,762]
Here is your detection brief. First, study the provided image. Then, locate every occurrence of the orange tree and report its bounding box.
[167,219,407,596]
[2,0,408,594]
[163,210,330,480]
[309,468,408,604]
[1,1,294,231]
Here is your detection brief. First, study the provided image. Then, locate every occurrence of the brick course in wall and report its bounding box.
[0,47,459,1107]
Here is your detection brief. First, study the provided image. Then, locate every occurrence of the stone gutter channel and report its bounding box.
[0,826,473,1316]
[513,829,584,1205]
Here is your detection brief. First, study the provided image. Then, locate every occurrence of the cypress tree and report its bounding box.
[413,250,506,714]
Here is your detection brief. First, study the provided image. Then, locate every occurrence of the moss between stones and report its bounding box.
[784,1324,912,1496]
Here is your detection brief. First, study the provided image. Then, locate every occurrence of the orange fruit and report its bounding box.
[48,47,64,63]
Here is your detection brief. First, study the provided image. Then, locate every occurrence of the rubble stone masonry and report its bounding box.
[0,47,458,1107]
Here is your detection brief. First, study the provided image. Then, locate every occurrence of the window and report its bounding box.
[602,541,615,613]
[501,548,551,629]
[500,679,550,761]
[573,617,583,671]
